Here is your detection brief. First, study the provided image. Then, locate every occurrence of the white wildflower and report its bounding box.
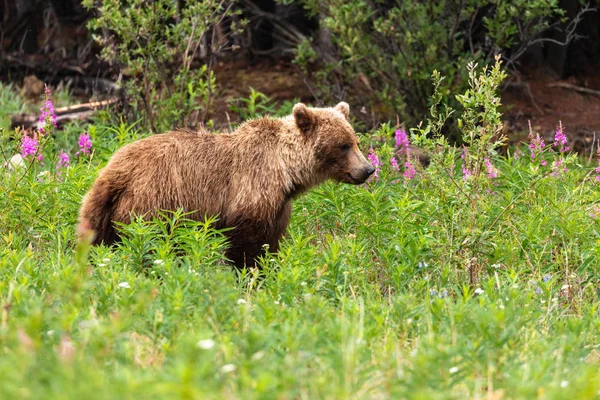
[221,364,236,373]
[118,282,131,289]
[196,339,215,350]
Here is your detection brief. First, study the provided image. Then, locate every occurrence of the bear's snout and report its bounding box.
[363,164,376,177]
[352,164,375,183]
[344,162,375,184]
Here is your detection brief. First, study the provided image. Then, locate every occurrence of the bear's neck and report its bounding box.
[234,117,325,200]
[278,138,324,200]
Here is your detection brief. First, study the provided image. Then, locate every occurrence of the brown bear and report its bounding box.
[78,102,375,268]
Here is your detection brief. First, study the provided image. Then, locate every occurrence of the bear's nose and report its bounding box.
[364,165,376,176]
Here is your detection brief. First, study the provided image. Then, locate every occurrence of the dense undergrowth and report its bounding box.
[1,60,600,399]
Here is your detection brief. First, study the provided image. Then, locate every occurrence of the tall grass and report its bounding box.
[1,60,599,399]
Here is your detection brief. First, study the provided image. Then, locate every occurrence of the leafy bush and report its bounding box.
[293,0,568,130]
[82,0,243,132]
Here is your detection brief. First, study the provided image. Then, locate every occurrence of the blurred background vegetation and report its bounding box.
[1,0,599,146]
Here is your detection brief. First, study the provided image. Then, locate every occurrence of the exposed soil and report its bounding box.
[214,59,600,156]
[501,64,600,156]
[211,58,312,127]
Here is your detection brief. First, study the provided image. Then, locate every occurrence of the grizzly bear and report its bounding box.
[78,102,375,268]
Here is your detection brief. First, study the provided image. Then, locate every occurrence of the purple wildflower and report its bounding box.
[391,156,400,171]
[21,135,42,161]
[38,84,57,136]
[56,152,70,176]
[529,133,545,161]
[514,148,524,160]
[367,148,380,182]
[550,157,568,177]
[484,158,498,179]
[543,274,552,283]
[553,122,569,153]
[21,136,38,158]
[76,132,93,156]
[404,159,416,181]
[591,206,600,219]
[395,129,409,152]
[462,167,472,180]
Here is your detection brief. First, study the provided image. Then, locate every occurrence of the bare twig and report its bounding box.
[548,82,600,98]
[11,98,120,129]
[505,4,597,68]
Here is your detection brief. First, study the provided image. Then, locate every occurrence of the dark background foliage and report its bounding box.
[1,0,599,142]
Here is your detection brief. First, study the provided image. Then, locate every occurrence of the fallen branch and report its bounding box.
[548,82,600,98]
[11,97,120,129]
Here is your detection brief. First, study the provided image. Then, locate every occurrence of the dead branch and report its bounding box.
[505,4,597,69]
[548,82,600,98]
[11,97,120,129]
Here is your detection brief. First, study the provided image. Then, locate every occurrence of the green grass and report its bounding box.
[1,70,600,399]
[0,82,26,132]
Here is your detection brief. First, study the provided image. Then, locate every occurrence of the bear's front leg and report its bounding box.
[225,225,273,269]
[225,202,291,268]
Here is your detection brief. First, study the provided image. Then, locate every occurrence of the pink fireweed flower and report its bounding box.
[403,159,416,181]
[553,122,569,153]
[514,148,524,160]
[367,148,380,182]
[462,167,472,180]
[484,158,498,179]
[21,135,42,161]
[56,151,70,175]
[395,129,409,152]
[76,132,93,156]
[38,84,57,136]
[529,133,545,161]
[550,157,568,177]
[391,156,400,171]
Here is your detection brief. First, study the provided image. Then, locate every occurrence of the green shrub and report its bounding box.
[293,0,567,131]
[82,0,243,133]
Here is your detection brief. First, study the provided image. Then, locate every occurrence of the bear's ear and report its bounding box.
[334,102,350,120]
[293,103,314,133]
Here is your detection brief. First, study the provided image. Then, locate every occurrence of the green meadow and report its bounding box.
[1,61,600,399]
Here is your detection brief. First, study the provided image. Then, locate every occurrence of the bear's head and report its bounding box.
[293,102,375,185]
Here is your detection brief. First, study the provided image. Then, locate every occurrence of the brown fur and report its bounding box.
[78,102,374,268]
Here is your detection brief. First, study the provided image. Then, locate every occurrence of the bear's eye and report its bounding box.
[340,144,351,152]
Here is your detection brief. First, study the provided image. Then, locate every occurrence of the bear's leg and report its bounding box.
[226,202,292,269]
